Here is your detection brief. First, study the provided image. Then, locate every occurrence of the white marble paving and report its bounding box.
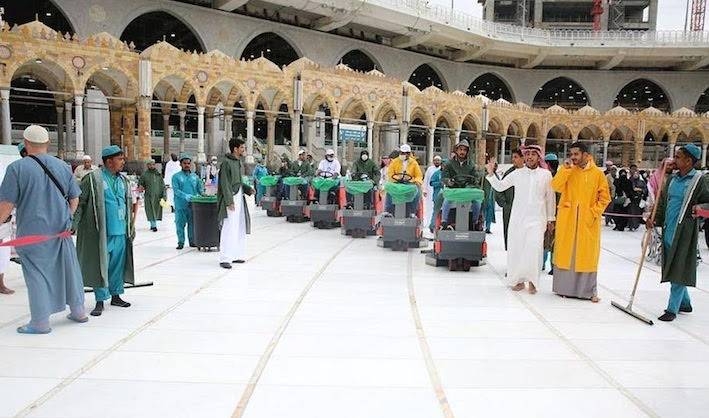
[0,204,707,418]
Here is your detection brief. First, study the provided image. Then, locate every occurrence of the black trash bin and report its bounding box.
[191,195,220,251]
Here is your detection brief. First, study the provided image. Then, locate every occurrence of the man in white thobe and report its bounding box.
[217,139,253,269]
[422,155,442,238]
[485,145,556,294]
[163,153,181,211]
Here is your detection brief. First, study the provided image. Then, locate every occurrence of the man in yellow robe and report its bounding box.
[551,142,611,302]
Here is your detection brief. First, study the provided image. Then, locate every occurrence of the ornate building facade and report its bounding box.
[0,3,707,169]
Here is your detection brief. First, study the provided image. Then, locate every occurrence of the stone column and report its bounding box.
[74,95,84,158]
[634,140,644,165]
[246,110,255,157]
[65,101,73,154]
[399,121,408,145]
[563,142,568,159]
[178,108,186,153]
[366,120,374,157]
[291,110,301,158]
[266,115,276,161]
[534,0,543,26]
[224,112,233,142]
[499,134,506,165]
[162,113,170,162]
[109,107,121,147]
[476,131,486,165]
[373,124,381,162]
[196,106,206,163]
[669,140,676,158]
[0,89,11,145]
[122,106,135,160]
[602,140,609,164]
[56,106,65,157]
[702,143,708,169]
[427,127,435,165]
[205,114,213,158]
[332,118,339,160]
[137,97,152,161]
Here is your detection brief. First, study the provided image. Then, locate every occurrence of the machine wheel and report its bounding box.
[267,210,278,217]
[448,259,458,271]
[462,259,472,272]
[352,228,365,238]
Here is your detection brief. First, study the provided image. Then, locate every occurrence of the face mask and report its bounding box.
[399,155,408,161]
[361,155,369,161]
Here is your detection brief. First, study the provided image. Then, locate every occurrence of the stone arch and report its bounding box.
[340,98,371,120]
[408,64,447,91]
[119,10,206,53]
[614,78,671,113]
[578,124,604,141]
[409,106,433,128]
[694,87,708,114]
[2,0,75,34]
[303,93,338,117]
[526,122,541,140]
[336,49,383,73]
[461,113,480,133]
[238,31,302,68]
[466,72,515,102]
[9,57,76,93]
[82,65,138,98]
[374,101,401,122]
[533,77,589,110]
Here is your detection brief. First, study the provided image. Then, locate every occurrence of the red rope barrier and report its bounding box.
[0,231,72,247]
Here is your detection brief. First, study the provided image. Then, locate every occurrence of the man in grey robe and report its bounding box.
[0,125,87,334]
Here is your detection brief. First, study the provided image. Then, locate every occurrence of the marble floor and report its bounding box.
[1,202,708,418]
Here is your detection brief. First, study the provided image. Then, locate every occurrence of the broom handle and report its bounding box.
[627,166,667,309]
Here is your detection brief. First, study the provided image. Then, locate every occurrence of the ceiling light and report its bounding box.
[45,12,52,17]
[170,33,176,38]
[35,58,42,64]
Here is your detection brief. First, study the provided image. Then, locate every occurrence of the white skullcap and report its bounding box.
[82,155,92,161]
[23,125,49,144]
[399,144,412,153]
[325,149,335,156]
[433,155,442,161]
[298,149,306,155]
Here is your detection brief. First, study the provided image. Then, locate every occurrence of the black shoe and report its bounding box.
[658,311,676,322]
[548,268,554,276]
[232,259,246,264]
[110,296,131,308]
[10,257,21,265]
[176,243,184,250]
[150,227,158,232]
[679,305,693,313]
[90,302,104,316]
[485,230,491,234]
[220,262,232,269]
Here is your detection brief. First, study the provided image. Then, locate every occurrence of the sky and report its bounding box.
[428,0,691,31]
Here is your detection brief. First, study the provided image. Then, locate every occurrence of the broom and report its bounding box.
[610,164,668,325]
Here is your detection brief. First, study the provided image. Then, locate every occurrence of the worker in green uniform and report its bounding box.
[138,159,165,232]
[171,153,204,250]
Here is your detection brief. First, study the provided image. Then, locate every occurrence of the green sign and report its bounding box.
[339,123,366,143]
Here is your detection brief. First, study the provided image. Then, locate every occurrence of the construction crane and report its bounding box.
[691,0,706,31]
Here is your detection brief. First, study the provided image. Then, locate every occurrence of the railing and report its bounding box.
[380,0,709,46]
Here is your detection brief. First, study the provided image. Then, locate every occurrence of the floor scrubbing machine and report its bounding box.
[259,175,282,217]
[377,173,425,251]
[281,176,309,223]
[310,172,341,229]
[341,174,377,238]
[425,175,487,271]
